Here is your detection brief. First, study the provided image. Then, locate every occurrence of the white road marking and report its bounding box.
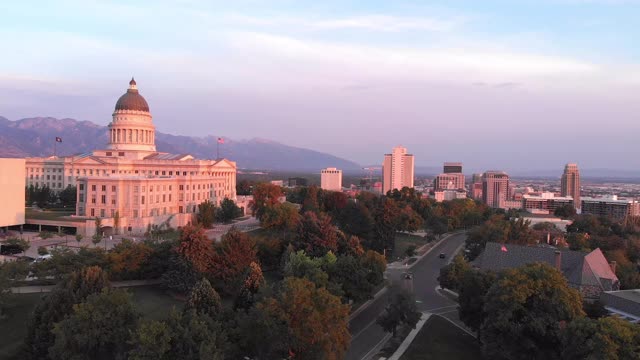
[436,315,477,338]
[359,332,392,360]
[351,318,379,340]
[425,305,458,312]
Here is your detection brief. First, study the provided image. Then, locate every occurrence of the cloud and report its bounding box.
[223,14,463,32]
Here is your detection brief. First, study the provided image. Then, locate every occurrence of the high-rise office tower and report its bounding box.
[434,162,465,191]
[382,146,415,194]
[443,162,463,174]
[561,163,581,210]
[482,171,510,208]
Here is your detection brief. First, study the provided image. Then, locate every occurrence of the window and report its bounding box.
[141,196,145,204]
[100,209,105,217]
[169,185,172,191]
[112,186,116,191]
[106,152,112,156]
[141,186,145,192]
[92,185,96,191]
[90,208,95,217]
[134,186,139,193]
[101,195,106,204]
[163,194,166,202]
[169,194,172,201]
[102,185,106,191]
[118,152,125,156]
[58,183,62,188]
[111,195,116,205]
[162,171,166,175]
[155,171,159,175]
[110,209,115,217]
[179,206,183,213]
[91,197,96,204]
[134,196,139,205]
[179,185,184,191]
[133,210,138,218]
[79,194,84,202]
[156,195,159,203]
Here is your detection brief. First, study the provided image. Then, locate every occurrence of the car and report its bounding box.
[439,253,446,259]
[403,272,413,280]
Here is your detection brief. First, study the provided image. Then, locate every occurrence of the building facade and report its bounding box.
[482,171,510,208]
[0,158,25,229]
[320,167,343,191]
[523,193,574,215]
[434,173,465,191]
[382,146,414,194]
[561,163,581,210]
[26,79,237,235]
[581,196,639,220]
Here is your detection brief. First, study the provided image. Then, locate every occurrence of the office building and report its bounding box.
[522,193,574,215]
[0,158,25,230]
[561,163,581,210]
[382,146,415,194]
[443,162,463,174]
[288,177,308,187]
[26,79,237,234]
[434,190,467,202]
[482,171,510,208]
[581,196,639,220]
[320,167,342,191]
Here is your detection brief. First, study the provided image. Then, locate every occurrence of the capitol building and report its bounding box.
[25,79,237,235]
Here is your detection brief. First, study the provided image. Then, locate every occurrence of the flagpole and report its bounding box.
[54,139,57,157]
[216,140,219,159]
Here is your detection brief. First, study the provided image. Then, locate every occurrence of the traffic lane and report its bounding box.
[409,233,467,310]
[348,286,396,336]
[345,321,388,360]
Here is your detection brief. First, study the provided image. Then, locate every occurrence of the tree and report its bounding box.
[37,246,49,256]
[58,185,77,207]
[128,320,172,360]
[113,211,120,235]
[164,309,228,360]
[25,266,110,359]
[260,202,300,239]
[397,205,424,233]
[295,211,339,257]
[480,263,585,360]
[210,228,258,294]
[561,316,640,360]
[554,204,577,219]
[197,200,216,228]
[236,179,252,196]
[328,255,373,303]
[49,288,140,360]
[235,261,265,310]
[92,217,103,247]
[3,236,31,254]
[185,279,222,319]
[283,250,330,289]
[107,239,153,280]
[251,183,283,220]
[376,290,421,337]
[216,198,242,223]
[372,197,401,253]
[458,270,495,332]
[300,185,321,213]
[438,254,471,291]
[75,233,83,246]
[0,261,29,318]
[257,277,351,360]
[360,250,387,287]
[176,224,212,274]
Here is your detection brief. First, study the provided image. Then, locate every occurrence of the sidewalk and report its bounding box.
[387,312,432,360]
[11,278,162,294]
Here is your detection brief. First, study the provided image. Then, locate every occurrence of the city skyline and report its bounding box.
[1,1,639,170]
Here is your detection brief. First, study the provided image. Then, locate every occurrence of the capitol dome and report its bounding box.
[114,78,149,112]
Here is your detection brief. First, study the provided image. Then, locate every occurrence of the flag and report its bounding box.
[217,137,224,144]
[55,137,62,143]
[501,245,508,252]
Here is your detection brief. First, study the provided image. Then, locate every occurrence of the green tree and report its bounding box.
[360,250,387,287]
[164,309,227,360]
[25,266,110,359]
[216,198,242,223]
[328,255,373,303]
[561,316,640,360]
[0,261,29,318]
[295,211,339,258]
[554,204,577,219]
[3,236,31,254]
[257,277,351,360]
[235,261,265,310]
[92,217,103,247]
[376,290,421,337]
[260,202,300,239]
[197,200,216,228]
[49,288,140,360]
[480,263,585,360]
[58,185,77,207]
[438,254,471,291]
[128,320,172,360]
[185,278,222,319]
[236,179,252,196]
[458,270,495,332]
[283,250,330,289]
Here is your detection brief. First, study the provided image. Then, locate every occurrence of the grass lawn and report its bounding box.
[0,286,184,359]
[393,233,430,260]
[25,208,75,222]
[401,315,481,360]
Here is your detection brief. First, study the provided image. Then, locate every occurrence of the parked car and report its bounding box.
[403,272,414,280]
[439,253,446,259]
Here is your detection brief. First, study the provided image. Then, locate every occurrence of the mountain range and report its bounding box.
[0,117,361,171]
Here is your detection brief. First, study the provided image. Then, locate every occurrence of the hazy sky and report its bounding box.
[1,0,639,171]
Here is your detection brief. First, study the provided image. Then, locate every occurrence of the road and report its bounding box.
[345,233,467,360]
